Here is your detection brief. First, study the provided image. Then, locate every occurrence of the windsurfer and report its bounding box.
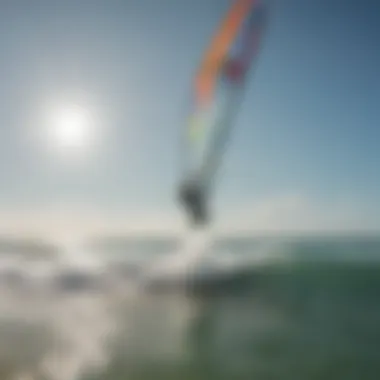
[178,180,208,226]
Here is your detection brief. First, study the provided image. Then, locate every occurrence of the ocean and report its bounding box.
[0,234,379,380]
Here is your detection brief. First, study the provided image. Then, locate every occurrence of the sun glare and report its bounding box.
[51,105,91,150]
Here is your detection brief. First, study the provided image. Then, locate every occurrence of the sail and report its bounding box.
[181,0,268,196]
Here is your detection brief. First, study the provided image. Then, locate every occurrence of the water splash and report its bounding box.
[143,228,213,281]
[0,233,287,380]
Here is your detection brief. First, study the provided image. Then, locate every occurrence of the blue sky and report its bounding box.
[0,0,379,234]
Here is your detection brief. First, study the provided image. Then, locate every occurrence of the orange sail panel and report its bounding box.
[195,0,256,104]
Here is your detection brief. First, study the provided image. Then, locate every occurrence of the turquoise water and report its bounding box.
[104,258,380,379]
[0,235,379,380]
[93,235,380,380]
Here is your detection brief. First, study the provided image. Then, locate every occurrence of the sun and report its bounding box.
[50,104,91,150]
[40,100,99,162]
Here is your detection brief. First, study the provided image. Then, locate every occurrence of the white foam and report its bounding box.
[0,238,120,380]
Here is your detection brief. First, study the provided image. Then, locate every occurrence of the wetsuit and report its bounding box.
[178,181,208,226]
